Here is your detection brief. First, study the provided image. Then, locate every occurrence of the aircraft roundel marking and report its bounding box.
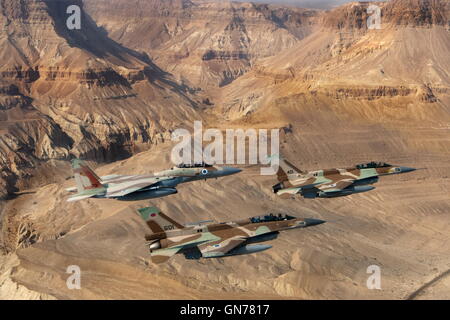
[201,169,208,175]
[151,213,157,217]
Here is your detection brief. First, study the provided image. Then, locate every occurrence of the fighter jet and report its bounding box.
[67,159,241,202]
[136,206,325,264]
[271,155,416,199]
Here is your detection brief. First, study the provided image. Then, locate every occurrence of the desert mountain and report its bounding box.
[0,0,204,197]
[220,0,450,119]
[84,0,318,90]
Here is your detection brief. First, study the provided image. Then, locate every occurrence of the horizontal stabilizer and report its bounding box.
[150,247,182,264]
[65,187,78,193]
[67,193,97,202]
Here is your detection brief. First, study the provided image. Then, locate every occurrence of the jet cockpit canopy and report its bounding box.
[250,213,295,223]
[177,162,213,169]
[356,162,392,169]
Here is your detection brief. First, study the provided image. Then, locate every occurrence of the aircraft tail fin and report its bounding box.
[136,206,185,233]
[270,154,304,182]
[71,159,104,193]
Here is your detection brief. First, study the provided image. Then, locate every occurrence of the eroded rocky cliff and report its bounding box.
[0,0,204,197]
[84,0,319,90]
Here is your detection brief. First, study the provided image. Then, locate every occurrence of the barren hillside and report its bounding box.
[84,0,318,90]
[0,0,204,197]
[219,1,450,120]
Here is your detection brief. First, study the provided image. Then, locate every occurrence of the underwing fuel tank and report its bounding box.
[245,232,279,244]
[118,187,178,201]
[226,244,273,256]
[318,185,375,198]
[202,244,273,258]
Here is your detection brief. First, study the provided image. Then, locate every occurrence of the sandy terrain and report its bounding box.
[1,120,449,299]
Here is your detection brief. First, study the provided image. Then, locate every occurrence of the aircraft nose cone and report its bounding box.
[222,167,242,176]
[304,218,326,227]
[400,166,416,173]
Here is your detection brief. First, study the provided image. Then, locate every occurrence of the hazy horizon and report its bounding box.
[233,0,387,9]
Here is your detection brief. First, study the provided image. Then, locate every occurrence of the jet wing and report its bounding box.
[287,180,354,198]
[65,174,159,193]
[316,180,354,192]
[197,236,247,258]
[105,176,170,198]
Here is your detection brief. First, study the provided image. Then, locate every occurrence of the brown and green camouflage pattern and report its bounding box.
[272,156,416,198]
[136,206,325,264]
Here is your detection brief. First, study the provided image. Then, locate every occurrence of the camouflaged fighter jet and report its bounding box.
[136,206,325,264]
[271,155,416,199]
[67,159,241,202]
